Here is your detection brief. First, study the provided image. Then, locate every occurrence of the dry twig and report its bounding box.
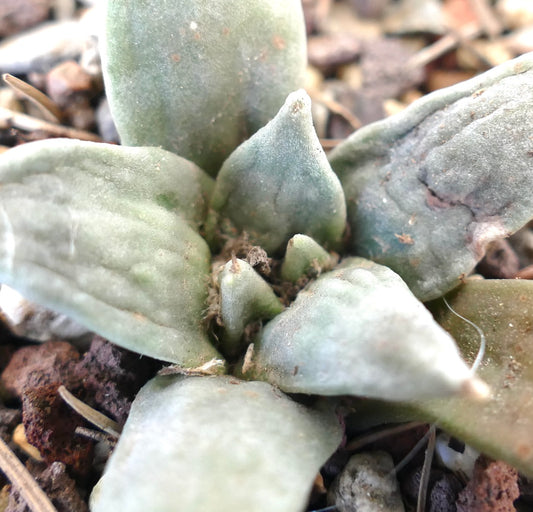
[0,107,102,142]
[3,74,63,124]
[58,385,121,438]
[406,22,483,70]
[0,436,58,512]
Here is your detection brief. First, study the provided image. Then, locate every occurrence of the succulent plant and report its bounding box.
[1,1,533,510]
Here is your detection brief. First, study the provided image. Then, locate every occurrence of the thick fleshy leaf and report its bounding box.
[209,90,346,254]
[411,279,533,478]
[0,139,221,366]
[90,375,342,512]
[329,53,533,301]
[102,0,306,176]
[241,258,487,401]
[281,234,337,283]
[218,258,283,357]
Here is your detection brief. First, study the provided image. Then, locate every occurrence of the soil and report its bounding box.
[1,0,533,511]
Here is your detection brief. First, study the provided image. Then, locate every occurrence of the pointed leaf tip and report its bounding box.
[209,90,346,254]
[244,257,482,401]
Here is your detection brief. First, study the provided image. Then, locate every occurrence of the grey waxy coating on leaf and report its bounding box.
[90,375,342,512]
[218,258,283,357]
[0,139,222,366]
[209,90,347,254]
[244,258,486,401]
[102,0,307,176]
[329,53,533,301]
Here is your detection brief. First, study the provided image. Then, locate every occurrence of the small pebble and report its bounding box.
[80,35,102,77]
[328,451,405,512]
[46,60,93,105]
[307,33,361,73]
[301,0,332,35]
[509,223,533,267]
[325,80,384,137]
[0,340,80,398]
[361,38,425,100]
[0,0,52,38]
[401,466,463,512]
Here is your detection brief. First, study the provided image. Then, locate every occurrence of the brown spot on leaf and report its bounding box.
[515,442,532,460]
[272,35,286,50]
[395,233,414,245]
[133,312,147,322]
[171,53,181,63]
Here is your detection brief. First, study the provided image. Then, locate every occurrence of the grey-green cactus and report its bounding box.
[1,0,533,510]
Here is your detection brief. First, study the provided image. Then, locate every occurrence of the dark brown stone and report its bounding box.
[7,461,88,512]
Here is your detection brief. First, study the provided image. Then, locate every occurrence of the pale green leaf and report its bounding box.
[0,139,221,366]
[209,90,346,254]
[413,279,533,478]
[218,258,283,357]
[90,375,342,512]
[330,53,533,301]
[242,258,486,401]
[102,0,307,176]
[281,234,337,283]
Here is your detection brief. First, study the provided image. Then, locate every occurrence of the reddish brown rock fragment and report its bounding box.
[0,341,80,399]
[22,379,93,476]
[456,456,520,511]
